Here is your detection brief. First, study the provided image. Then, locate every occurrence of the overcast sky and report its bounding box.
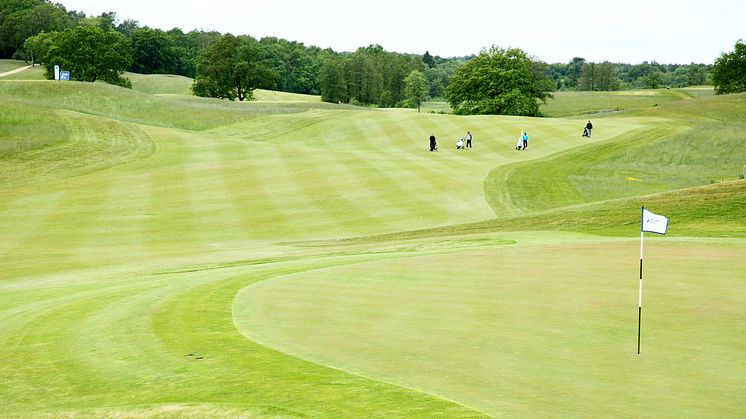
[59,0,744,64]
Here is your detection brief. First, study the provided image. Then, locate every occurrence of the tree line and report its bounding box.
[547,58,711,91]
[3,0,743,116]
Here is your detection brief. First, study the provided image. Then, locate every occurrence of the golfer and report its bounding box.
[585,121,593,137]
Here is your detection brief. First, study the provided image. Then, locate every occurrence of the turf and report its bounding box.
[236,234,746,417]
[1,76,744,417]
[539,88,715,117]
[0,59,27,73]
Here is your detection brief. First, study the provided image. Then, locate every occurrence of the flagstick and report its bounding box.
[638,229,644,354]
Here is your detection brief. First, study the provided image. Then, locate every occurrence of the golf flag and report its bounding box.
[641,208,668,235]
[637,206,668,354]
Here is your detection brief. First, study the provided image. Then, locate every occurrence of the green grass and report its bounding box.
[0,81,333,132]
[127,72,195,95]
[539,88,715,117]
[237,234,746,417]
[0,59,27,73]
[126,71,323,103]
[0,99,69,159]
[0,64,45,80]
[1,79,744,417]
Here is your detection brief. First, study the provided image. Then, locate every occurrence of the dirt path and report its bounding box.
[0,64,33,78]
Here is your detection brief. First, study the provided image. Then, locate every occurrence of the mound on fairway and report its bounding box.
[1,78,744,417]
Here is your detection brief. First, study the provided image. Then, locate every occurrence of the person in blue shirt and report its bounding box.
[521,131,529,150]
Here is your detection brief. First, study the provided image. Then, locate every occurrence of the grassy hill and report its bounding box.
[1,75,744,417]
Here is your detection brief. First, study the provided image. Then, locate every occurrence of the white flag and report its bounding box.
[641,208,668,235]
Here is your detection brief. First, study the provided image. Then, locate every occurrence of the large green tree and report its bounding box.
[445,46,553,116]
[129,27,178,74]
[0,0,71,59]
[44,25,132,87]
[712,39,746,95]
[319,45,427,107]
[343,50,382,105]
[167,28,222,78]
[259,37,327,95]
[641,70,664,89]
[404,69,428,112]
[578,61,619,91]
[320,55,347,103]
[23,30,58,65]
[192,34,277,101]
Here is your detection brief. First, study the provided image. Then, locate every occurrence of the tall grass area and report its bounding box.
[539,88,715,117]
[126,71,323,103]
[0,59,27,73]
[0,100,68,158]
[1,78,743,417]
[126,72,194,95]
[0,81,336,132]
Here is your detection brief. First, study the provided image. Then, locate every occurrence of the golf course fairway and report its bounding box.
[1,68,744,417]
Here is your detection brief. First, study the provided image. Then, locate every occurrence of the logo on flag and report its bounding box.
[641,208,668,235]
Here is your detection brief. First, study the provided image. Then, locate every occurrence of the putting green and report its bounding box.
[235,233,746,417]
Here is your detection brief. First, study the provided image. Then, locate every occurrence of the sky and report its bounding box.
[59,0,745,64]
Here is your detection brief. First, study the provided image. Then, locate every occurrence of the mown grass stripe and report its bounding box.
[137,125,202,252]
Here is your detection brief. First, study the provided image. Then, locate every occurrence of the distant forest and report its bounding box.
[2,0,713,106]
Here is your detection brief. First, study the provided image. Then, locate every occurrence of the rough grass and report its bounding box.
[126,71,323,103]
[0,99,68,159]
[0,59,27,73]
[539,88,715,117]
[126,72,194,95]
[0,81,335,132]
[1,79,743,417]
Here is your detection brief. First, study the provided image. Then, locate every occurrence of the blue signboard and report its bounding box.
[60,71,70,81]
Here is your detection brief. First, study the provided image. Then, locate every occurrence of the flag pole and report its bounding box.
[638,206,668,355]
[638,226,644,355]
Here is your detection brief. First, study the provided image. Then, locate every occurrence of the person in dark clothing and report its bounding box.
[465,131,472,148]
[429,134,437,151]
[583,121,593,137]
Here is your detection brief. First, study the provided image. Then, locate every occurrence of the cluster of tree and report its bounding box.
[1,0,82,59]
[9,0,332,96]
[319,45,424,107]
[546,58,711,91]
[320,48,465,108]
[26,25,133,87]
